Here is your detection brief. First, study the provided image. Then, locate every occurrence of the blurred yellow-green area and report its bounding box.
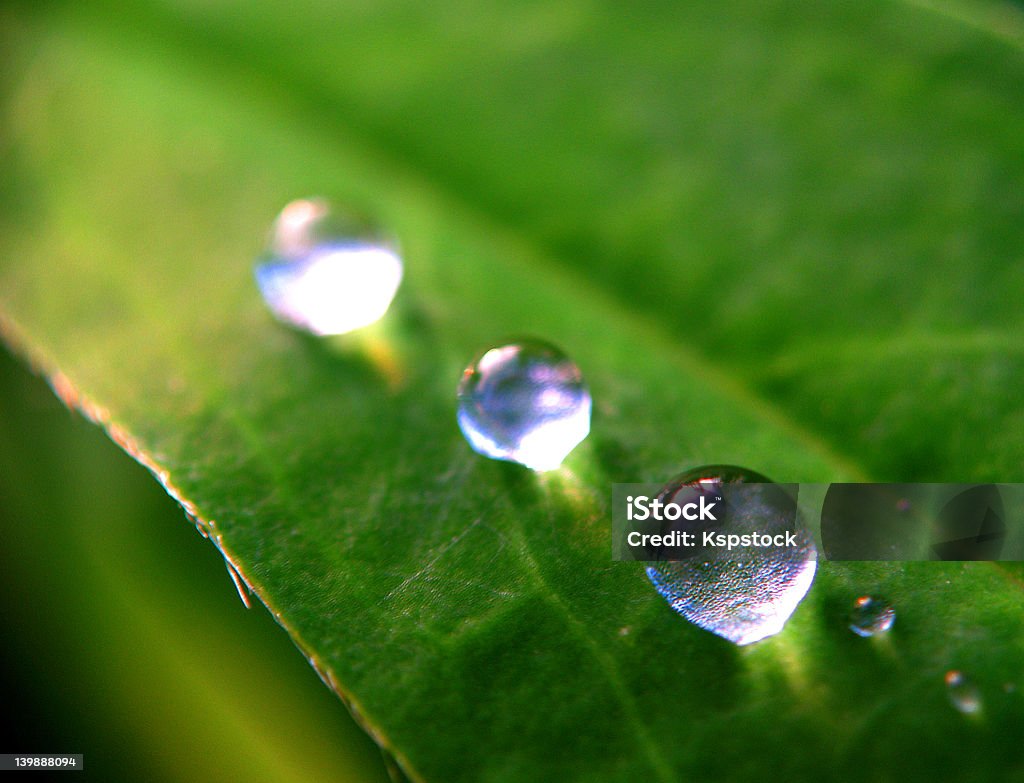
[0,346,388,782]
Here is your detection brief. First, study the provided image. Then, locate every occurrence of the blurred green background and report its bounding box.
[0,345,389,781]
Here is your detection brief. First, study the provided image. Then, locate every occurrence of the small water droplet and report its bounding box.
[255,198,402,335]
[1003,682,1016,694]
[645,466,817,646]
[946,670,982,714]
[456,340,590,471]
[848,595,895,637]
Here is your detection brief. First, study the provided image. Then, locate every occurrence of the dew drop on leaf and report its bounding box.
[848,595,895,637]
[945,670,982,714]
[254,198,402,335]
[645,465,817,646]
[456,339,591,472]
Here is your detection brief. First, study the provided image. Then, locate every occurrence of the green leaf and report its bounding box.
[2,1,1024,781]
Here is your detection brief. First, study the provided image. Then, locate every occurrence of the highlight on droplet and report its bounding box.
[945,670,982,714]
[255,198,402,336]
[645,466,817,646]
[848,595,895,637]
[456,339,591,472]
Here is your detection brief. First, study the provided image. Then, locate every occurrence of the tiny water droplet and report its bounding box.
[946,670,982,714]
[848,595,895,637]
[255,198,402,335]
[645,466,816,646]
[456,340,590,471]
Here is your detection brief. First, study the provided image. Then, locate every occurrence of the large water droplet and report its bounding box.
[848,596,895,637]
[255,198,402,335]
[645,465,817,646]
[945,670,982,714]
[456,340,590,471]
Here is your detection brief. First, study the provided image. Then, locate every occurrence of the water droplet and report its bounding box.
[456,340,590,471]
[255,198,402,335]
[848,595,895,637]
[945,670,982,714]
[645,465,817,646]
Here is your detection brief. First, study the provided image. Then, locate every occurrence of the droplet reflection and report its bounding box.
[645,466,817,646]
[848,596,895,637]
[255,198,402,335]
[456,340,590,471]
[945,670,982,714]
